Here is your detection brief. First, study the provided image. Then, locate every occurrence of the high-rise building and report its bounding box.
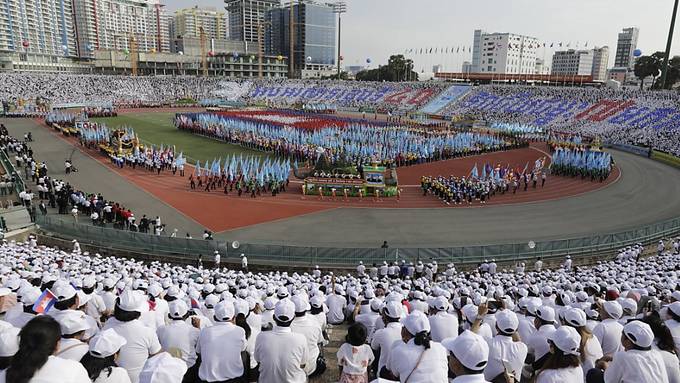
[0,0,77,57]
[266,1,336,78]
[72,0,170,58]
[614,27,639,69]
[225,0,280,43]
[551,49,594,76]
[172,6,228,40]
[591,46,609,82]
[471,29,540,74]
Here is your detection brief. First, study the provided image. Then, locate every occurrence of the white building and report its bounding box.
[471,29,540,74]
[551,49,594,76]
[72,0,170,58]
[172,6,228,40]
[0,0,77,57]
[591,46,609,82]
[462,61,472,73]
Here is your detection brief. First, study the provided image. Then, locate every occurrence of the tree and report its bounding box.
[355,54,418,82]
[653,55,680,89]
[634,52,663,90]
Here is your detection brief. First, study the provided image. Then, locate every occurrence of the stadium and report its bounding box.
[1,1,680,383]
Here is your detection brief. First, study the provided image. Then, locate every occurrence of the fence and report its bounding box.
[0,149,25,194]
[36,214,680,267]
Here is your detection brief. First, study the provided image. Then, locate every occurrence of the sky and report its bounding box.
[163,0,678,72]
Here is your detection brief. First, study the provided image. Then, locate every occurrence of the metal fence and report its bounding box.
[0,150,25,194]
[36,214,680,267]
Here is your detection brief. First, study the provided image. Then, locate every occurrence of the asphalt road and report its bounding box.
[7,117,680,248]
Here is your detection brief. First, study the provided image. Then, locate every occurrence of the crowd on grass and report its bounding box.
[0,238,679,383]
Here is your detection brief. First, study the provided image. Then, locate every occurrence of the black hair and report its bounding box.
[539,344,580,374]
[113,303,141,322]
[669,309,680,323]
[295,311,305,317]
[22,305,37,314]
[54,295,77,311]
[413,331,432,349]
[235,313,252,339]
[62,330,86,339]
[274,316,293,327]
[79,353,118,381]
[346,323,368,346]
[6,316,61,383]
[642,314,676,353]
[82,287,95,295]
[41,281,55,291]
[0,356,12,370]
[310,306,324,315]
[165,295,177,302]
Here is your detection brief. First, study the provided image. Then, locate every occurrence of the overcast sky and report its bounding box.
[164,0,678,72]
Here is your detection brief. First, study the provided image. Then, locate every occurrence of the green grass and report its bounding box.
[91,112,272,164]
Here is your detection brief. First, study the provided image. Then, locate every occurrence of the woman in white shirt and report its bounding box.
[80,329,132,383]
[535,326,584,383]
[642,315,680,383]
[0,316,90,383]
[562,307,603,377]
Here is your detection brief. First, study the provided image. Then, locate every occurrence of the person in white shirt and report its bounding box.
[354,298,382,343]
[482,310,527,382]
[604,320,670,383]
[561,307,603,377]
[196,300,247,383]
[102,290,162,383]
[0,316,91,383]
[526,305,557,372]
[356,261,366,277]
[337,322,374,383]
[371,301,404,375]
[80,329,132,383]
[386,311,448,383]
[241,254,248,272]
[665,301,680,355]
[641,314,680,383]
[213,251,220,269]
[442,330,492,383]
[592,300,625,356]
[255,299,309,383]
[535,326,584,383]
[428,296,459,342]
[156,300,199,368]
[54,310,90,362]
[326,285,347,325]
[290,294,324,376]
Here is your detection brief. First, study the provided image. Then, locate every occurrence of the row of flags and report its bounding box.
[552,148,612,171]
[193,153,291,185]
[403,41,591,55]
[470,157,547,181]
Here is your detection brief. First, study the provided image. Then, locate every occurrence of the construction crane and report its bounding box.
[199,26,208,76]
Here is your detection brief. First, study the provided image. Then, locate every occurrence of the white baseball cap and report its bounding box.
[623,321,654,348]
[369,298,384,312]
[53,283,77,301]
[402,311,430,335]
[213,300,235,322]
[20,287,42,306]
[57,310,90,335]
[89,329,127,358]
[383,301,403,319]
[536,306,556,323]
[117,290,147,313]
[563,308,587,327]
[139,352,188,383]
[602,301,623,320]
[0,327,20,357]
[291,295,311,313]
[442,330,489,371]
[495,310,519,334]
[433,296,449,311]
[168,300,189,319]
[548,326,581,356]
[274,298,295,322]
[668,301,680,316]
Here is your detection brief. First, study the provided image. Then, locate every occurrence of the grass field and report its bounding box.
[91,112,272,164]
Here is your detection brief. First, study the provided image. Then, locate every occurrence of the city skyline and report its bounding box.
[164,0,678,72]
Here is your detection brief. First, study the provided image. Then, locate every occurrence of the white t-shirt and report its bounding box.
[387,339,448,383]
[337,343,374,375]
[254,326,309,383]
[0,355,90,383]
[196,322,247,382]
[55,338,89,362]
[371,322,403,372]
[102,319,161,383]
[536,366,584,383]
[326,294,347,324]
[157,320,200,367]
[93,367,133,383]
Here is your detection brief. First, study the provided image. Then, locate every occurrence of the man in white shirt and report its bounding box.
[196,300,247,382]
[326,285,347,325]
[241,254,248,272]
[483,310,527,382]
[534,257,543,272]
[356,261,366,277]
[526,306,557,371]
[355,298,382,343]
[371,301,403,374]
[429,296,459,342]
[290,295,324,377]
[156,300,199,368]
[604,321,669,383]
[255,299,309,383]
[55,310,90,362]
[442,330,491,383]
[593,300,625,356]
[213,251,220,269]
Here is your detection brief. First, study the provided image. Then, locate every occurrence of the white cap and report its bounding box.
[117,290,147,313]
[563,308,587,327]
[89,329,127,358]
[370,298,384,312]
[495,310,519,334]
[214,300,235,322]
[0,327,20,357]
[548,326,581,356]
[432,296,449,311]
[536,306,556,323]
[57,310,90,335]
[383,301,403,319]
[53,283,77,301]
[274,298,295,322]
[168,300,189,319]
[310,295,324,309]
[623,321,654,348]
[20,287,42,306]
[442,330,489,371]
[138,353,188,383]
[401,311,430,335]
[0,288,10,297]
[291,295,311,313]
[263,296,277,310]
[669,301,680,316]
[602,301,623,320]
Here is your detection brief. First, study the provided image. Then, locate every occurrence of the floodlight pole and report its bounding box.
[333,2,347,79]
[660,0,679,89]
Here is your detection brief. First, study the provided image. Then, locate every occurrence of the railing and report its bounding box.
[35,214,680,267]
[0,149,25,194]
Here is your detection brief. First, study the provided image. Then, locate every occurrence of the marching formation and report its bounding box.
[550,148,613,181]
[190,154,291,196]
